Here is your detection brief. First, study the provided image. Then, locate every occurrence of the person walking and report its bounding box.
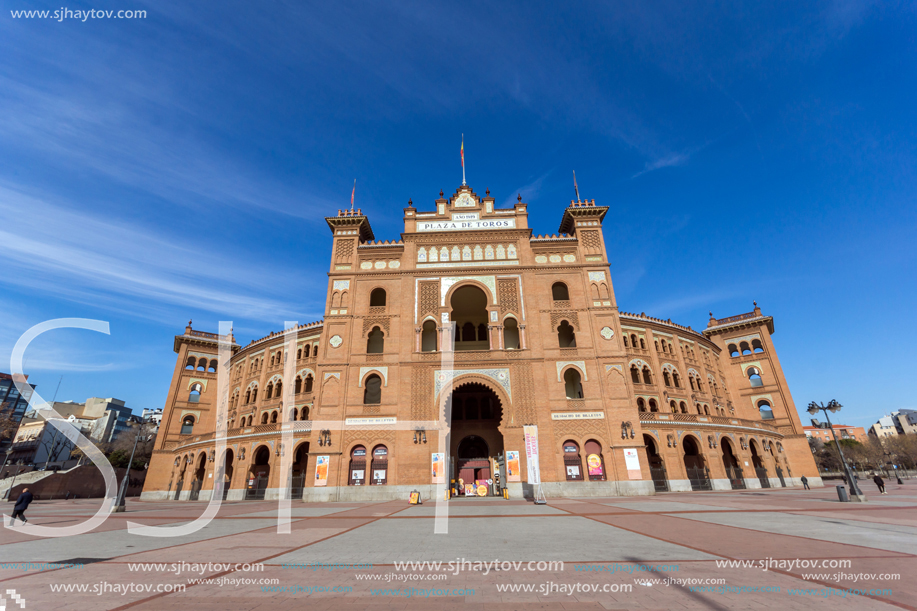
[873,473,886,494]
[10,488,33,525]
[801,475,810,490]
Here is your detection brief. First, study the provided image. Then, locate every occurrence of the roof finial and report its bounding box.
[517,193,522,202]
[188,319,192,326]
[408,198,413,207]
[440,189,444,197]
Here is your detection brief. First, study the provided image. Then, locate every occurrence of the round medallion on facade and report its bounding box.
[360,261,372,269]
[374,261,386,269]
[549,254,561,263]
[600,326,614,340]
[535,255,547,264]
[389,260,400,269]
[329,335,343,348]
[563,254,576,262]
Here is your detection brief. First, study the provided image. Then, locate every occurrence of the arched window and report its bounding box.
[642,366,652,385]
[363,374,382,404]
[295,377,302,394]
[584,439,606,481]
[371,445,388,485]
[654,340,660,352]
[291,408,298,421]
[689,376,696,390]
[304,345,311,358]
[244,390,251,404]
[639,338,646,349]
[188,383,202,403]
[649,399,658,412]
[477,323,488,341]
[504,318,520,349]
[758,400,775,420]
[370,288,387,307]
[552,282,570,301]
[265,383,273,399]
[663,371,671,387]
[679,401,688,414]
[631,334,638,348]
[197,358,207,371]
[181,416,194,435]
[461,322,475,342]
[185,356,195,370]
[747,367,763,387]
[740,342,751,355]
[367,326,384,354]
[673,373,680,388]
[563,368,584,399]
[670,400,678,413]
[300,405,309,420]
[304,375,313,393]
[703,405,709,415]
[557,321,576,348]
[451,285,489,351]
[296,348,302,360]
[208,359,217,373]
[631,366,641,384]
[275,381,282,397]
[247,415,253,426]
[623,335,629,348]
[251,387,258,402]
[637,398,647,412]
[696,378,703,392]
[422,320,437,352]
[728,344,739,357]
[270,411,278,424]
[261,412,268,424]
[752,339,764,353]
[563,441,583,481]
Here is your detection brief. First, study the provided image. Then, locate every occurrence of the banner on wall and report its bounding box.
[523,425,540,485]
[623,448,642,480]
[505,450,521,482]
[587,453,604,477]
[431,453,445,484]
[314,455,330,486]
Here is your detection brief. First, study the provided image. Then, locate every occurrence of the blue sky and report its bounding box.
[1,1,914,428]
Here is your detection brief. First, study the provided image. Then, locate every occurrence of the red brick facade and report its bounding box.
[141,185,820,502]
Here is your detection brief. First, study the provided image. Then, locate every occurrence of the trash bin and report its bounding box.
[836,485,849,502]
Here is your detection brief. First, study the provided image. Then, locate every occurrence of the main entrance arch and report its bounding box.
[448,381,505,496]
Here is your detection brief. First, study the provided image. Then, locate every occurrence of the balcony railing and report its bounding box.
[638,412,780,433]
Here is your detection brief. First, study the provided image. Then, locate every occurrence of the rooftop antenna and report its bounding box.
[573,170,581,202]
[350,179,356,211]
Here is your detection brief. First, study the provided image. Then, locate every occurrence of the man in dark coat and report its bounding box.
[10,488,33,524]
[873,473,886,494]
[801,475,810,490]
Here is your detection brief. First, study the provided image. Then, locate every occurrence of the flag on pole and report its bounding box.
[350,179,356,211]
[461,134,465,185]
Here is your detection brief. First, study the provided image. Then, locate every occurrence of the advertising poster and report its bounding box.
[506,450,521,482]
[587,453,603,477]
[314,455,330,486]
[431,452,445,483]
[523,425,540,485]
[623,448,642,480]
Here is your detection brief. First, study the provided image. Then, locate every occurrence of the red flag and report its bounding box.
[350,179,355,210]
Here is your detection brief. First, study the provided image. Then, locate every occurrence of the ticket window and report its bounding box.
[348,445,366,486]
[371,445,388,485]
[563,441,584,481]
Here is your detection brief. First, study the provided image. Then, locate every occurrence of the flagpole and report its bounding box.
[461,134,466,186]
[351,179,356,211]
[573,170,580,202]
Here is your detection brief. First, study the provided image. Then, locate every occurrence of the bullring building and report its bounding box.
[141,183,821,502]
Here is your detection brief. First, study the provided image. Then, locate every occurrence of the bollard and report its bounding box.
[836,485,849,502]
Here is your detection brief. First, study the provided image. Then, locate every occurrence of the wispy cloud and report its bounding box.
[0,182,308,323]
[631,152,692,178]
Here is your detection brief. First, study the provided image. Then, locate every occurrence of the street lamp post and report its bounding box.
[111,424,149,513]
[807,400,866,501]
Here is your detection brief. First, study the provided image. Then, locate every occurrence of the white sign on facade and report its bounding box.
[551,412,605,420]
[417,218,516,232]
[452,212,479,221]
[345,417,397,425]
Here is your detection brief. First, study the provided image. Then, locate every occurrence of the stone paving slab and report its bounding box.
[671,511,917,554]
[392,504,568,516]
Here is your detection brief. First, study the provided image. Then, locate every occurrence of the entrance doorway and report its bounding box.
[291,443,309,499]
[644,434,669,492]
[721,439,746,490]
[220,449,234,500]
[682,436,711,491]
[246,446,270,500]
[449,382,504,496]
[750,441,770,488]
[189,453,205,501]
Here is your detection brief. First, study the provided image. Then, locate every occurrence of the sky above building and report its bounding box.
[1,1,914,427]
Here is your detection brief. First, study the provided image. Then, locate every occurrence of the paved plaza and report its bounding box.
[1,482,914,610]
